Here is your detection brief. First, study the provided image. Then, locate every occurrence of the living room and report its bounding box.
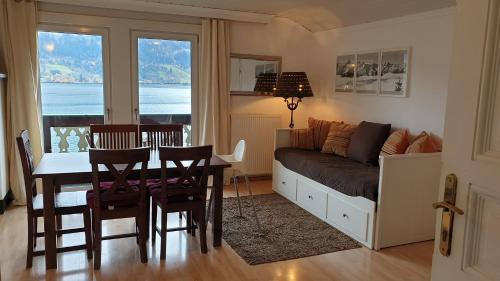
[0,0,498,281]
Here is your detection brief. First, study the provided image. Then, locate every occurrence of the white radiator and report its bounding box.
[230,114,282,175]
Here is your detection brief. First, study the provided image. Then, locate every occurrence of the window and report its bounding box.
[38,30,108,152]
[135,36,194,146]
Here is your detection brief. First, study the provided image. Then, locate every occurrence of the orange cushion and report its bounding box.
[405,131,441,153]
[321,123,357,157]
[308,117,343,151]
[380,130,410,156]
[289,128,314,150]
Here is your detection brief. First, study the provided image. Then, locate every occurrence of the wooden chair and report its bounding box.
[88,147,150,269]
[89,124,139,149]
[139,124,183,149]
[16,130,92,268]
[151,145,212,259]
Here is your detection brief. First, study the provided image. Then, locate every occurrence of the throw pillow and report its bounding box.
[308,117,343,151]
[405,131,441,153]
[347,121,391,165]
[289,128,314,150]
[380,129,410,156]
[321,123,357,157]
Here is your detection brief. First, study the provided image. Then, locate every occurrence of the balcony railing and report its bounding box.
[43,114,192,153]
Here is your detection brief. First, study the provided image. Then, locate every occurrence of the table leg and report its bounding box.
[42,177,57,269]
[212,167,223,247]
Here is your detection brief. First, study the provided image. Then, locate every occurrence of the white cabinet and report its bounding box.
[327,194,370,243]
[297,179,327,219]
[272,161,297,201]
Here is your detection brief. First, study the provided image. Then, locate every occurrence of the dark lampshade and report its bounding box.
[253,73,278,93]
[273,72,313,98]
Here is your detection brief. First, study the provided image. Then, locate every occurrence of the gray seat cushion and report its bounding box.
[274,148,380,201]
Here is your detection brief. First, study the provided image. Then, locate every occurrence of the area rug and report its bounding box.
[222,193,361,265]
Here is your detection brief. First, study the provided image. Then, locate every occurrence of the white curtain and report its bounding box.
[0,0,43,205]
[196,18,230,155]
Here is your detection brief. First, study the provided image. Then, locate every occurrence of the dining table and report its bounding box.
[32,151,231,269]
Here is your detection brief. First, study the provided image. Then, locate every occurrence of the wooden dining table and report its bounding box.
[32,151,231,269]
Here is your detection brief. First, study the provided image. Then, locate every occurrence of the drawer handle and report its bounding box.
[343,213,349,219]
[308,195,313,200]
[282,181,286,184]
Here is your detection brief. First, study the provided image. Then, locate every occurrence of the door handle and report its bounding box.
[432,201,464,215]
[434,174,463,256]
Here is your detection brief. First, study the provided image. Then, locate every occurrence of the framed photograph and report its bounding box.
[355,51,380,94]
[230,53,281,96]
[379,48,409,97]
[335,54,355,93]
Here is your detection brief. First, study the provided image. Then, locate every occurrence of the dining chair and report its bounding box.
[88,147,150,269]
[139,124,183,149]
[150,145,212,259]
[89,124,139,149]
[206,140,260,229]
[17,130,92,268]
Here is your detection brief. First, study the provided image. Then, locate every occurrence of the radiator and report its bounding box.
[230,114,282,175]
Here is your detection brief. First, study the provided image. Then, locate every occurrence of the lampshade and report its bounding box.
[273,72,313,98]
[253,73,278,93]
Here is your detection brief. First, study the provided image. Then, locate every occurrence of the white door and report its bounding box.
[431,0,500,280]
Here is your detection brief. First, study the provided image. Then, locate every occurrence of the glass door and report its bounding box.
[132,32,197,146]
[38,27,110,152]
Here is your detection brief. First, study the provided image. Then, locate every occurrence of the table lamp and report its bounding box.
[273,72,314,128]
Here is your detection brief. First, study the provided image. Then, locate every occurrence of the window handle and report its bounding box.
[134,108,139,121]
[106,108,111,121]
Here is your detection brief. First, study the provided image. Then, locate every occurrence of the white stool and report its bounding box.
[207,140,261,229]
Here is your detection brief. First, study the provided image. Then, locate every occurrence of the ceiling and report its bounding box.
[143,0,456,31]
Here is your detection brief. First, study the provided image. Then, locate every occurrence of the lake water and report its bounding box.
[41,83,191,116]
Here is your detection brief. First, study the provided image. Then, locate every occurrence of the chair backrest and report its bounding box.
[89,147,150,210]
[158,145,212,201]
[89,124,139,149]
[16,130,37,210]
[139,124,183,150]
[232,140,246,162]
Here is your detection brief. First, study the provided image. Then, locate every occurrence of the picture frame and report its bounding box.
[355,51,380,95]
[335,54,355,93]
[379,48,410,97]
[230,53,282,96]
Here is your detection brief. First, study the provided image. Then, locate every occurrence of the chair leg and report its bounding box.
[244,175,261,230]
[138,214,148,264]
[55,184,62,237]
[83,209,93,260]
[26,216,34,268]
[151,203,157,245]
[145,195,150,240]
[233,176,243,216]
[186,211,192,234]
[160,209,167,260]
[198,208,207,253]
[206,191,213,225]
[190,211,196,237]
[33,216,37,248]
[93,215,102,270]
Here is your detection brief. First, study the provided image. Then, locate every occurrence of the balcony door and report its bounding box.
[38,26,110,153]
[131,32,197,146]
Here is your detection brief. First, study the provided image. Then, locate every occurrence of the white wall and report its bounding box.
[230,8,456,137]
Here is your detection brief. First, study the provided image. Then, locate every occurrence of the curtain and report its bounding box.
[196,18,230,155]
[0,0,43,205]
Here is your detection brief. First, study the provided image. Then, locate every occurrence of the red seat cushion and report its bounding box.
[149,186,196,204]
[86,181,141,209]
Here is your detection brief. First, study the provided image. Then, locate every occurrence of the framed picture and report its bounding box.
[379,48,409,97]
[335,54,355,93]
[230,53,282,96]
[355,51,380,94]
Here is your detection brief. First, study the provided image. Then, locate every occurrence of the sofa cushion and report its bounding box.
[405,131,441,153]
[348,121,391,165]
[321,123,357,157]
[275,147,380,201]
[380,129,410,156]
[289,128,314,150]
[308,117,343,151]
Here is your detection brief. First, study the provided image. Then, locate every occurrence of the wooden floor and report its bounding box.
[0,180,434,281]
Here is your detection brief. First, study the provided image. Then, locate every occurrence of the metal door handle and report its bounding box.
[433,201,464,215]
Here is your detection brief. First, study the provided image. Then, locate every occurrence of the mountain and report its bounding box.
[38,32,191,84]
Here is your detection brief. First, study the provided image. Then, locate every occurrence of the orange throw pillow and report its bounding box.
[308,117,343,151]
[289,128,314,150]
[321,123,357,157]
[405,131,441,153]
[380,130,410,156]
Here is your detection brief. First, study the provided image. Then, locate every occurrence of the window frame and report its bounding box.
[37,24,113,122]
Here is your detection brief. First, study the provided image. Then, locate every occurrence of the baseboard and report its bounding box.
[0,189,13,214]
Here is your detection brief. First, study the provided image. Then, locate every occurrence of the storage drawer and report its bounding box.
[274,163,297,200]
[327,194,369,242]
[297,179,327,219]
